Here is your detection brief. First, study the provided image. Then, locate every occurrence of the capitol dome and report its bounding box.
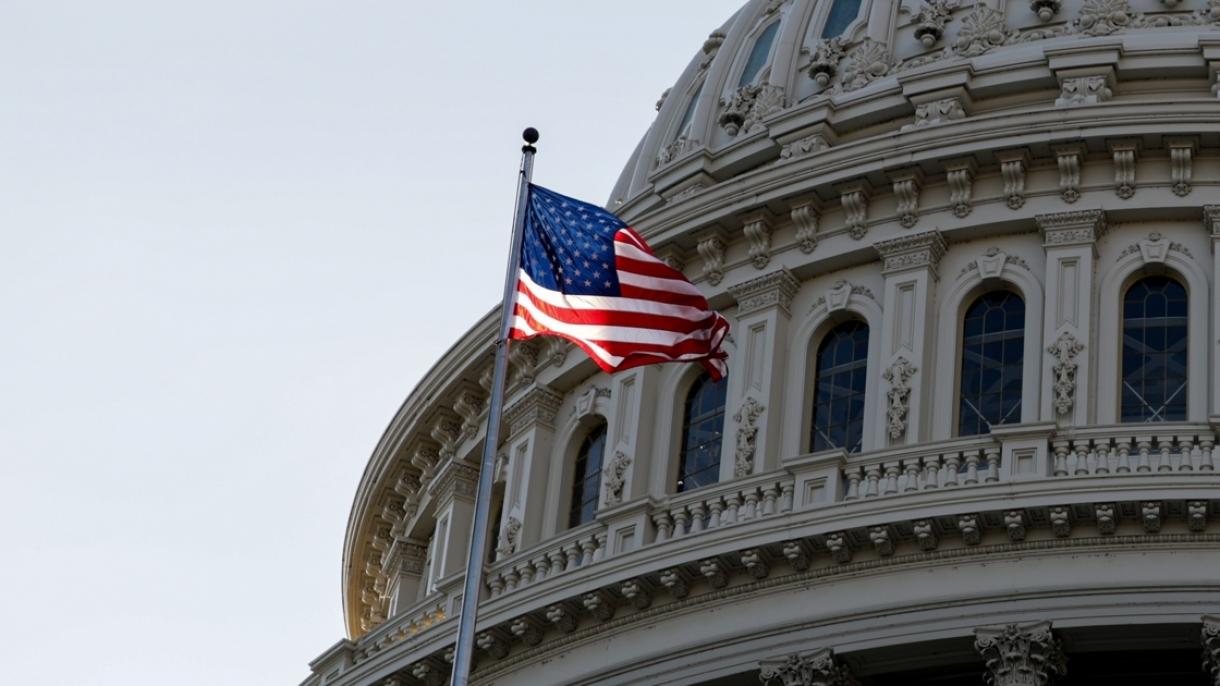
[304,1,1220,684]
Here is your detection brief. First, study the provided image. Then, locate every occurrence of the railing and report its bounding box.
[1053,424,1218,475]
[485,520,607,600]
[840,437,1000,500]
[354,594,447,664]
[649,470,795,543]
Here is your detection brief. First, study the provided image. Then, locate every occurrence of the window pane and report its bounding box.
[958,292,1025,436]
[738,21,780,87]
[677,375,726,492]
[1122,275,1188,422]
[675,83,702,140]
[810,320,869,453]
[822,0,863,38]
[568,424,606,528]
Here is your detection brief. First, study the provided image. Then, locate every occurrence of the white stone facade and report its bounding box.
[304,1,1220,684]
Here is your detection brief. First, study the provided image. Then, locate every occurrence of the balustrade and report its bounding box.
[841,439,998,500]
[649,472,795,544]
[484,522,607,601]
[1052,425,1218,476]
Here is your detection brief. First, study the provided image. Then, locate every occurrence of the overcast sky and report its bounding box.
[0,1,745,684]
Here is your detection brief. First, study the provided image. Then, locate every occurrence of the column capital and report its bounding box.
[727,267,800,317]
[504,385,563,438]
[426,461,479,504]
[1203,615,1220,686]
[1037,209,1107,247]
[874,230,946,276]
[759,647,858,686]
[974,621,1066,686]
[382,539,428,577]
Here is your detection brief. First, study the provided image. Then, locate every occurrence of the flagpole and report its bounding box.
[449,127,538,686]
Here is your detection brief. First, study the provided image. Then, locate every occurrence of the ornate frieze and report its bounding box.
[743,211,774,269]
[997,150,1029,210]
[891,171,922,228]
[1037,209,1107,246]
[655,137,699,168]
[729,268,800,317]
[428,461,478,502]
[882,356,917,440]
[790,201,819,254]
[958,247,1029,281]
[1055,74,1112,108]
[781,133,830,159]
[1047,331,1084,417]
[759,647,859,686]
[696,231,727,286]
[504,385,563,437]
[974,621,1067,686]
[1117,231,1192,263]
[955,5,1012,56]
[839,183,870,240]
[1167,137,1196,196]
[874,231,947,276]
[946,159,977,218]
[1077,0,1131,36]
[904,96,966,130]
[720,84,785,136]
[601,450,631,506]
[1055,145,1083,203]
[1109,140,1138,198]
[733,396,766,478]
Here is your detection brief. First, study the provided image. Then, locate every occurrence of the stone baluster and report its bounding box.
[1116,437,1133,472]
[707,497,724,529]
[672,508,690,538]
[1051,439,1070,476]
[762,483,779,515]
[564,542,582,572]
[487,574,506,598]
[1157,436,1173,472]
[651,512,673,543]
[780,482,794,512]
[1094,439,1111,474]
[903,460,921,491]
[1185,435,1199,471]
[1074,440,1090,476]
[944,452,960,487]
[1136,436,1152,472]
[864,464,882,497]
[844,468,863,500]
[516,561,535,587]
[532,555,551,583]
[723,493,741,524]
[880,462,899,494]
[504,567,520,593]
[1202,434,1217,471]
[743,488,761,520]
[579,536,598,567]
[592,533,607,563]
[688,502,706,534]
[923,454,941,489]
[547,549,566,576]
[984,446,1001,482]
[963,450,980,485]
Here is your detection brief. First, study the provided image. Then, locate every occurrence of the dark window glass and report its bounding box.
[810,320,869,453]
[1121,275,1188,422]
[959,291,1025,436]
[822,0,863,38]
[675,83,702,140]
[738,22,780,87]
[568,424,606,528]
[677,374,726,492]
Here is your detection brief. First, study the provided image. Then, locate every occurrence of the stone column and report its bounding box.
[758,647,858,686]
[503,386,562,546]
[426,462,479,581]
[1038,210,1105,427]
[1203,615,1220,686]
[725,268,800,476]
[874,231,945,446]
[974,621,1066,686]
[383,540,428,616]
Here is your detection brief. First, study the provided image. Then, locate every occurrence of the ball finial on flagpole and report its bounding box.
[522,127,539,144]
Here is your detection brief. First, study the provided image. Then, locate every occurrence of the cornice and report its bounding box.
[1037,209,1108,246]
[874,231,947,276]
[504,385,564,438]
[727,267,801,317]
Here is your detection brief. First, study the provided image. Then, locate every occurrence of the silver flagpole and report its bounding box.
[449,127,538,686]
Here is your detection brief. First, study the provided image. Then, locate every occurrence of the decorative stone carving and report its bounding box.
[655,87,670,112]
[452,388,486,444]
[1095,503,1117,534]
[1055,74,1112,108]
[573,385,610,419]
[781,133,830,159]
[807,37,847,87]
[1076,0,1131,36]
[1189,500,1209,532]
[1037,210,1107,246]
[1203,615,1220,686]
[601,450,631,506]
[869,526,895,556]
[701,30,726,68]
[759,648,859,686]
[658,567,690,598]
[903,96,966,130]
[541,336,568,367]
[882,357,917,440]
[545,604,578,633]
[430,415,462,461]
[959,514,982,545]
[733,396,766,478]
[720,84,785,136]
[839,39,893,91]
[700,557,729,588]
[1049,506,1071,537]
[620,578,653,609]
[508,340,538,388]
[1031,0,1062,22]
[891,171,922,228]
[509,616,544,646]
[496,516,521,559]
[1117,231,1192,263]
[1055,146,1082,203]
[840,184,869,239]
[782,540,811,570]
[913,519,939,550]
[997,150,1029,209]
[729,268,800,317]
[955,5,1011,56]
[974,621,1067,686]
[824,532,852,563]
[743,212,774,269]
[655,137,699,167]
[740,548,770,578]
[1109,140,1138,198]
[411,444,440,480]
[582,590,615,621]
[875,231,947,276]
[957,246,1029,281]
[791,201,819,253]
[914,0,955,48]
[1204,205,1220,236]
[696,232,726,286]
[504,386,562,437]
[476,630,510,659]
[1142,501,1162,532]
[946,159,976,218]
[410,662,445,686]
[1004,510,1027,541]
[1167,138,1195,196]
[1047,331,1084,416]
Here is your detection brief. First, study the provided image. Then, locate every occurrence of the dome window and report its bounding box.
[737,21,781,87]
[821,0,863,38]
[958,291,1025,436]
[568,423,607,528]
[810,320,869,453]
[674,83,703,141]
[1121,275,1188,423]
[677,373,726,492]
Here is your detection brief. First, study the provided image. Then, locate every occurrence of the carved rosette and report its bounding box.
[974,622,1066,686]
[882,357,917,441]
[955,6,1011,56]
[733,396,766,478]
[1047,331,1084,417]
[759,647,859,686]
[838,39,892,91]
[1076,0,1131,36]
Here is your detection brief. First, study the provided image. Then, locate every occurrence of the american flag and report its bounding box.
[509,184,729,380]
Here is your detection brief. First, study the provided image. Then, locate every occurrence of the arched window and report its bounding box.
[810,320,869,453]
[568,424,606,528]
[821,0,863,38]
[958,291,1025,436]
[674,83,702,141]
[738,21,781,87]
[677,374,726,492]
[1121,275,1188,422]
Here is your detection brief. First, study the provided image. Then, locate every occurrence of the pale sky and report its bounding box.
[0,1,745,684]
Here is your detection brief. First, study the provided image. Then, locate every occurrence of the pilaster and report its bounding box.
[726,268,800,475]
[1206,207,1220,417]
[874,231,945,446]
[604,367,657,509]
[382,539,428,615]
[503,385,562,547]
[425,461,478,581]
[1203,615,1220,686]
[1038,210,1105,427]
